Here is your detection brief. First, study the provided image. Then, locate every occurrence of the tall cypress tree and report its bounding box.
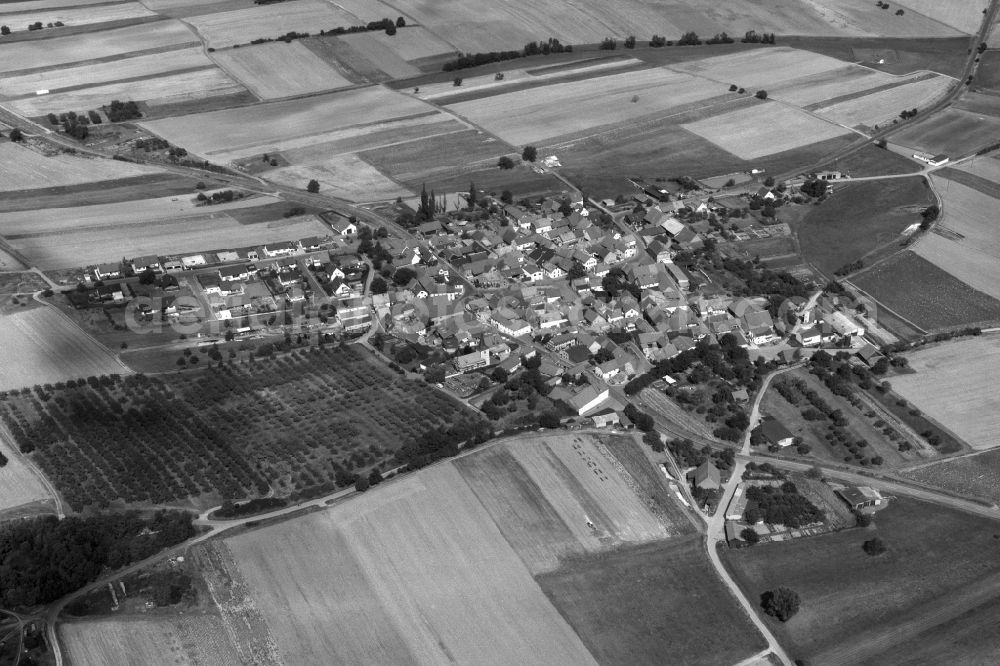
[469,181,476,210]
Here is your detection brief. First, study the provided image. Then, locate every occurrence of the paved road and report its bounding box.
[705,369,795,666]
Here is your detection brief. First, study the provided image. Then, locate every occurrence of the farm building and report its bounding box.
[836,486,888,513]
[591,408,620,428]
[689,460,721,491]
[758,416,794,448]
[912,152,949,167]
[330,218,358,236]
[567,384,610,416]
[725,483,749,520]
[824,311,865,338]
[454,348,490,372]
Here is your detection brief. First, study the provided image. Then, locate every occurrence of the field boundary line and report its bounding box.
[0,421,64,519]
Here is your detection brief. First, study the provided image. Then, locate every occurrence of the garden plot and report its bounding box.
[682,103,851,160]
[0,20,198,74]
[59,616,240,666]
[223,463,597,665]
[186,0,361,49]
[139,87,438,163]
[0,143,164,192]
[891,337,1000,451]
[210,41,352,99]
[813,74,955,129]
[669,47,845,90]
[446,67,725,145]
[0,308,125,391]
[9,68,244,117]
[0,2,155,33]
[0,46,212,98]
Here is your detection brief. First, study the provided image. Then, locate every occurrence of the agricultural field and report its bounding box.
[813,74,955,130]
[9,68,245,117]
[139,87,438,163]
[671,47,846,91]
[953,90,1000,116]
[455,434,686,573]
[0,20,199,74]
[0,46,212,98]
[904,448,1000,504]
[892,108,1000,157]
[683,102,851,160]
[910,173,1000,300]
[267,154,412,202]
[0,345,477,509]
[446,67,731,145]
[538,536,766,666]
[300,35,392,84]
[0,143,164,192]
[59,616,240,666]
[0,435,53,514]
[0,2,156,34]
[893,0,986,34]
[0,307,125,392]
[793,176,933,276]
[340,26,454,78]
[210,41,353,99]
[821,142,922,176]
[0,173,227,213]
[771,66,913,108]
[890,337,1000,451]
[0,194,332,269]
[185,0,367,49]
[852,250,1000,331]
[721,496,1000,665]
[209,463,597,665]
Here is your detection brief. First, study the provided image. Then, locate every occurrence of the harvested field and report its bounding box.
[0,143,164,192]
[268,155,412,202]
[0,20,198,74]
[953,90,1000,116]
[893,108,1000,157]
[0,173,221,213]
[770,65,903,107]
[721,497,1000,665]
[0,2,155,33]
[0,194,338,269]
[974,51,1000,89]
[0,0,111,11]
[341,26,453,62]
[221,463,597,665]
[852,250,1000,331]
[814,74,955,129]
[904,448,1000,503]
[539,536,766,666]
[0,307,125,391]
[456,434,684,573]
[139,88,438,163]
[914,233,1000,304]
[210,41,352,99]
[186,0,361,49]
[59,616,239,666]
[10,68,245,117]
[360,129,510,187]
[327,32,421,79]
[781,36,970,78]
[0,435,53,514]
[385,0,685,53]
[890,337,1000,451]
[794,176,932,276]
[944,155,1000,192]
[447,67,728,145]
[0,46,211,98]
[683,102,851,160]
[894,0,985,34]
[669,47,845,90]
[300,35,389,84]
[819,142,922,176]
[281,115,465,162]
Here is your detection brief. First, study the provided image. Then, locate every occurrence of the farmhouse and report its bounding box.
[757,416,794,448]
[824,311,865,338]
[836,486,888,513]
[591,408,620,428]
[689,460,721,491]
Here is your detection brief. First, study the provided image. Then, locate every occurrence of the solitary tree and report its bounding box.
[0,26,9,36]
[863,536,887,556]
[396,16,406,27]
[755,90,768,100]
[497,155,515,170]
[9,128,23,142]
[741,527,760,543]
[539,411,561,428]
[522,145,538,162]
[761,587,801,621]
[500,189,513,204]
[306,179,320,193]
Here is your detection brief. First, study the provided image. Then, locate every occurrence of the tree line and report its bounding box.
[442,37,571,71]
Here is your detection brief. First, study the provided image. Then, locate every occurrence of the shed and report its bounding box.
[758,416,794,448]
